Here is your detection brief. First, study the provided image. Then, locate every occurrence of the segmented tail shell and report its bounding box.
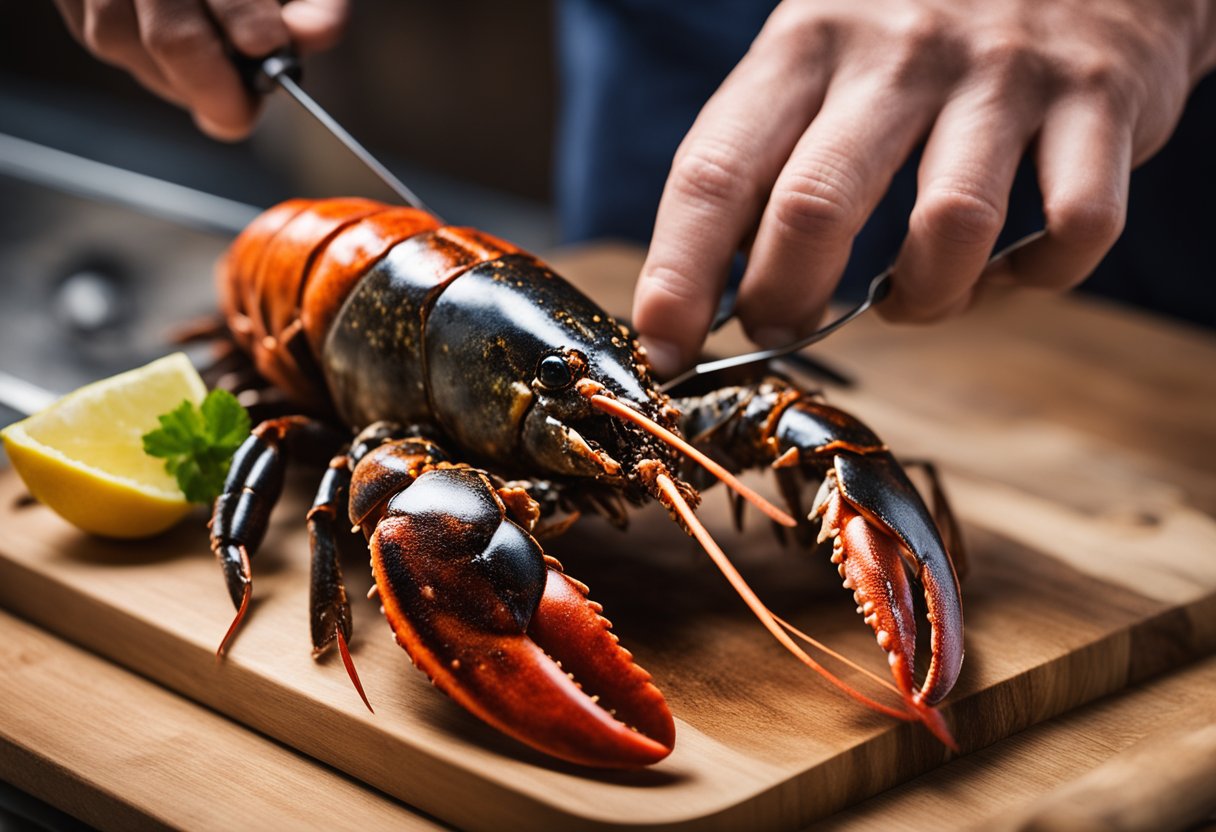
[218,198,518,410]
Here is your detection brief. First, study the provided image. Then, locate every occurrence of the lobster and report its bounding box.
[208,196,965,768]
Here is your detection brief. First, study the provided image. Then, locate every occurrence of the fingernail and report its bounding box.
[751,326,796,350]
[638,336,682,377]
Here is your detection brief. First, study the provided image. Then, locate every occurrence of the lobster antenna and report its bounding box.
[771,614,904,698]
[588,393,797,528]
[652,471,915,723]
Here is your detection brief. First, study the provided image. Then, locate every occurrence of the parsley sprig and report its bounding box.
[142,389,250,504]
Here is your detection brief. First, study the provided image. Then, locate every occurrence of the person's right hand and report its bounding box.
[54,0,350,140]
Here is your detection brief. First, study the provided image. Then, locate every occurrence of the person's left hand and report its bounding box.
[632,0,1216,377]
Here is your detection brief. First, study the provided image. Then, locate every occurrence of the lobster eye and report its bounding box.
[536,354,574,390]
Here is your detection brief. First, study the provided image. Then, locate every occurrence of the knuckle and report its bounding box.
[771,187,854,240]
[894,9,947,51]
[1046,195,1125,247]
[971,30,1048,88]
[882,11,953,79]
[639,264,706,307]
[144,19,217,61]
[915,187,1005,247]
[1071,55,1124,91]
[83,0,131,55]
[971,30,1034,69]
[760,3,839,52]
[668,142,749,207]
[770,154,864,240]
[1068,55,1142,117]
[219,0,287,53]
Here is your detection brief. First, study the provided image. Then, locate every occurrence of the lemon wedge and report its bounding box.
[1,353,208,538]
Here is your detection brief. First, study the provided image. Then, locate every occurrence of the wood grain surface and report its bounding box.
[1,244,1214,831]
[0,608,443,832]
[4,606,1214,832]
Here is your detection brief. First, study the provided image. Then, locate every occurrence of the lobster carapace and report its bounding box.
[210,197,965,767]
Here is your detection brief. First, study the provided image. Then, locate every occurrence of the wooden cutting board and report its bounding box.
[1,245,1214,831]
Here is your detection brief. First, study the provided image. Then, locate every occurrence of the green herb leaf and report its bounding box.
[142,389,250,504]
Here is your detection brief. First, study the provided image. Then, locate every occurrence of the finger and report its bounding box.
[282,0,350,52]
[134,0,259,139]
[984,95,1131,290]
[882,80,1044,322]
[77,0,182,104]
[633,24,834,375]
[734,68,943,346]
[205,0,290,57]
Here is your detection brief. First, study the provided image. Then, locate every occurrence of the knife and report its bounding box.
[0,371,57,419]
[237,49,437,217]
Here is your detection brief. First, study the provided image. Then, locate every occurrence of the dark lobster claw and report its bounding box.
[368,467,675,767]
[819,453,964,707]
[772,400,965,712]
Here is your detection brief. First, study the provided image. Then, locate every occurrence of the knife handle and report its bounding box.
[231,48,302,96]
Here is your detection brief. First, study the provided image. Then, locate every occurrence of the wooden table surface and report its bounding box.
[2,243,1214,831]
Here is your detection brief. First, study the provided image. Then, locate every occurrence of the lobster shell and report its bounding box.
[218,198,520,409]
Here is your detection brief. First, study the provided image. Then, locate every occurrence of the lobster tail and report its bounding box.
[219,198,523,415]
[220,198,388,406]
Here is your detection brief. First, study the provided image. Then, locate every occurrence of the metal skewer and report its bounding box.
[659,229,1046,394]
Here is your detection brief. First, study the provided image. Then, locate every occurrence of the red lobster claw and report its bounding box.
[759,398,964,743]
[818,452,964,709]
[366,466,675,767]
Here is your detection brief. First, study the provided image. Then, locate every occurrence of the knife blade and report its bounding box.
[0,371,57,418]
[239,50,437,217]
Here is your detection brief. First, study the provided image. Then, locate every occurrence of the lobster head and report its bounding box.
[424,254,683,499]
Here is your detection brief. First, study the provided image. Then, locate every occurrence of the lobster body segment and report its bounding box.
[321,225,520,429]
[211,198,966,767]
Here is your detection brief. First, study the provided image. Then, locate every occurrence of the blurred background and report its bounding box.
[0,1,560,428]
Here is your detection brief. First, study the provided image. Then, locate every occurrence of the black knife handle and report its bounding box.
[232,48,302,95]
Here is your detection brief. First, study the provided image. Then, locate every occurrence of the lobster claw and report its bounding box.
[767,397,964,721]
[368,467,675,768]
[816,452,964,708]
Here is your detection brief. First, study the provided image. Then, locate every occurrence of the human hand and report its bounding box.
[54,0,350,140]
[632,0,1216,376]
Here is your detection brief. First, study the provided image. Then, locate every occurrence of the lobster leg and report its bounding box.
[305,450,379,712]
[308,453,354,656]
[349,430,675,768]
[210,415,343,654]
